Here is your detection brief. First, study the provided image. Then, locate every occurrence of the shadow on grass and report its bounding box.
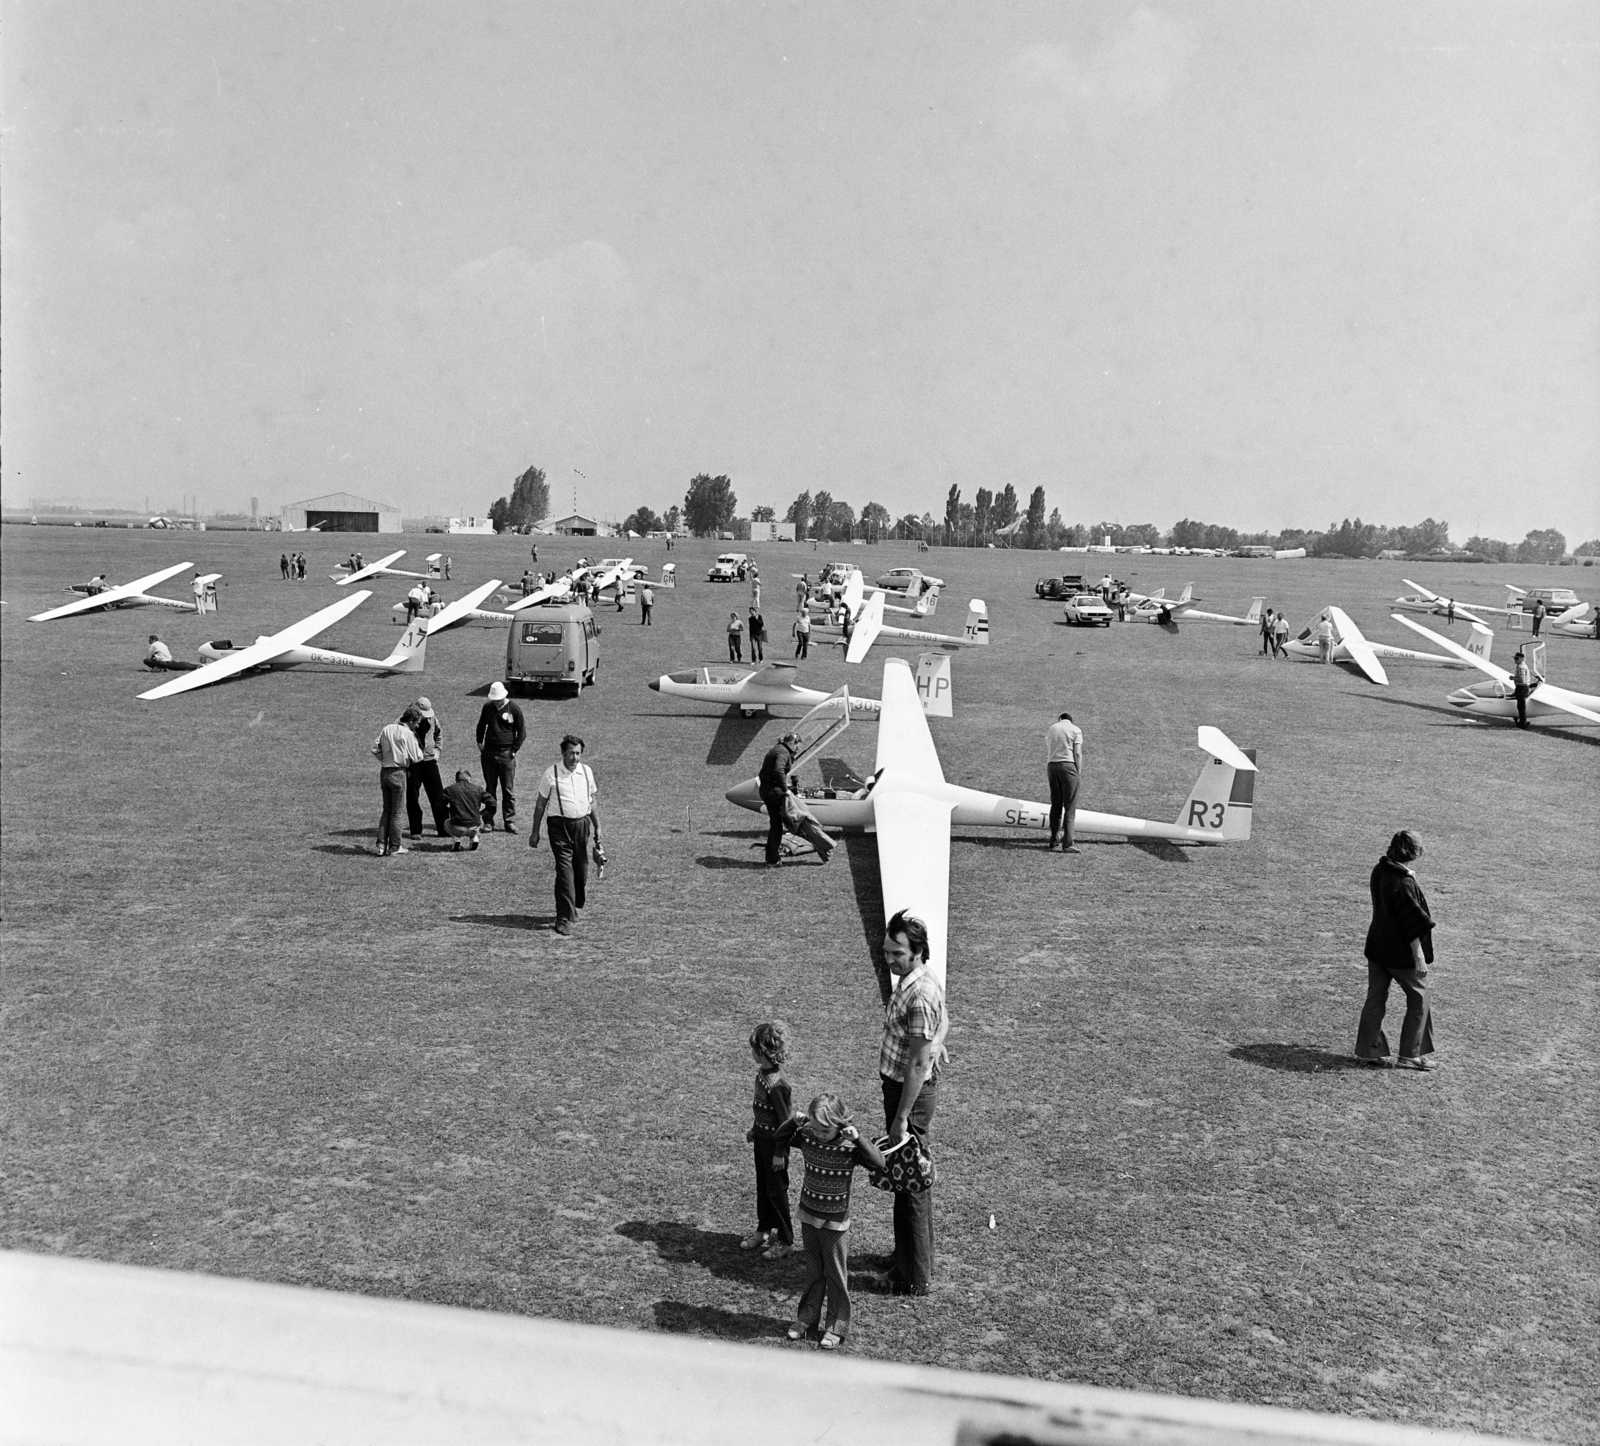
[449,912,557,931]
[695,855,772,871]
[707,711,768,767]
[1357,692,1600,746]
[312,843,374,856]
[1128,838,1192,863]
[818,756,868,791]
[617,1221,799,1287]
[842,834,891,1003]
[1230,1043,1364,1073]
[651,1300,789,1341]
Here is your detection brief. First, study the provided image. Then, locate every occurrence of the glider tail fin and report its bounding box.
[962,600,989,646]
[1177,729,1257,841]
[1244,596,1264,624]
[915,652,952,718]
[913,585,939,617]
[1177,582,1194,605]
[380,620,429,674]
[1466,623,1493,663]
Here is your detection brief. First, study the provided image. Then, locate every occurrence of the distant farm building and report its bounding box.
[280,492,402,534]
[748,521,796,543]
[448,517,495,534]
[548,513,613,537]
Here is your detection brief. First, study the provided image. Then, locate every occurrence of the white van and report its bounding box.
[707,553,749,582]
[505,601,601,695]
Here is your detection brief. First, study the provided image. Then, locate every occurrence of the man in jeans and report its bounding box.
[371,708,423,856]
[877,910,947,1296]
[1045,710,1084,853]
[475,681,526,832]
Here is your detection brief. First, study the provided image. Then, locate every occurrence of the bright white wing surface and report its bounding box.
[504,578,573,612]
[139,591,372,700]
[1329,606,1388,685]
[873,657,944,781]
[423,580,504,633]
[334,551,406,585]
[1390,614,1512,682]
[28,563,193,621]
[873,791,954,990]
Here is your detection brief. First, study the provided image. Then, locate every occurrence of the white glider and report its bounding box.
[391,580,510,633]
[331,551,442,586]
[649,652,953,719]
[1282,606,1490,685]
[28,564,217,622]
[139,592,428,700]
[725,658,1256,986]
[1390,615,1600,727]
[809,567,940,619]
[1546,603,1599,641]
[1133,586,1264,627]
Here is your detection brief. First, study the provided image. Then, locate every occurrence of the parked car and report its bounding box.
[1063,593,1115,626]
[876,566,945,591]
[707,552,749,582]
[1036,574,1086,600]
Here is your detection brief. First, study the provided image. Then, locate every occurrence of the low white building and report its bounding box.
[547,513,613,537]
[448,517,495,534]
[748,521,796,543]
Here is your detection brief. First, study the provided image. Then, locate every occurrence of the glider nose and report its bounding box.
[648,677,660,692]
[1446,686,1476,708]
[724,778,763,812]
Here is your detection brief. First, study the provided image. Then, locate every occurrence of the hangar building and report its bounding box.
[280,491,403,534]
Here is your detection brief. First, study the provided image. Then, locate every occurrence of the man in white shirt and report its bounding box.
[529,733,606,935]
[143,634,197,672]
[372,710,424,856]
[1045,711,1084,853]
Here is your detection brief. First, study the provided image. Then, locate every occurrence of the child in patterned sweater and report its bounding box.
[774,1092,887,1351]
[742,1021,798,1260]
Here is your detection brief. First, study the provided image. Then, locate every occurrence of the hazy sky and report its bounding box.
[4,2,1596,543]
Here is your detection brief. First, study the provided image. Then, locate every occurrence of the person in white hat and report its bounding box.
[405,696,450,839]
[474,681,526,832]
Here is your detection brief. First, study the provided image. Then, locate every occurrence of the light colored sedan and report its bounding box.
[876,566,946,591]
[1063,593,1115,626]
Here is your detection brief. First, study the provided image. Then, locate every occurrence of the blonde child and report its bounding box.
[774,1092,887,1351]
[742,1021,797,1259]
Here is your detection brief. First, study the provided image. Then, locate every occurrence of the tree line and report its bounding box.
[489,465,1586,561]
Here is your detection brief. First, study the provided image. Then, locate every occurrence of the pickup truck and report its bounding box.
[707,552,749,582]
[1036,574,1086,600]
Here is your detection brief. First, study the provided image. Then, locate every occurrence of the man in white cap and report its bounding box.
[405,696,450,839]
[474,681,526,831]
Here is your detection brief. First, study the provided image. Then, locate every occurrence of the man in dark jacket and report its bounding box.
[475,681,526,832]
[1355,829,1436,1069]
[442,770,485,850]
[759,733,800,866]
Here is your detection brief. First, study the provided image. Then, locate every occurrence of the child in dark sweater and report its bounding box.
[742,1021,797,1259]
[774,1092,887,1350]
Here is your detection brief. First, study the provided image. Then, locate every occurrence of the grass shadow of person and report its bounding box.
[695,855,771,871]
[1230,1043,1364,1073]
[448,912,557,930]
[650,1300,789,1342]
[616,1221,800,1286]
[311,843,376,856]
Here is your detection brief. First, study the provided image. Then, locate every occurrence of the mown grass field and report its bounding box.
[2,525,1596,1440]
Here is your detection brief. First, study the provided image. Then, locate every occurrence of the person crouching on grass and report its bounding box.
[741,1021,797,1260]
[773,1093,886,1352]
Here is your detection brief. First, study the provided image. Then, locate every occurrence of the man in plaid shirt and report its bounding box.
[878,909,947,1296]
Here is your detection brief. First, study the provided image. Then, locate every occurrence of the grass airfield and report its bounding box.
[2,525,1596,1441]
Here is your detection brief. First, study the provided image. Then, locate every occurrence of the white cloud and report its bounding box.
[1004,8,1190,131]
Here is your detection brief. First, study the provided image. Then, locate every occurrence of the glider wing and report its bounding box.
[28,563,193,622]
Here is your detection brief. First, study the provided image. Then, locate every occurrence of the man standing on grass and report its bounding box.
[877,910,947,1297]
[475,681,526,832]
[639,582,654,625]
[372,708,424,857]
[1260,607,1275,655]
[528,734,605,936]
[1045,710,1084,853]
[759,733,802,866]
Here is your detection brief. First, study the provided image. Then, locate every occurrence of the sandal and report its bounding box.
[819,1331,843,1351]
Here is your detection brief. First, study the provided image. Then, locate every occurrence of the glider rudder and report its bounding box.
[380,620,430,673]
[1176,728,1257,841]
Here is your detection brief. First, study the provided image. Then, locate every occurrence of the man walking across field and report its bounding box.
[877,909,947,1297]
[1260,607,1275,655]
[1045,711,1084,853]
[475,681,526,832]
[528,733,606,936]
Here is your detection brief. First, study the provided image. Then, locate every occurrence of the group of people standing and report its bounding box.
[368,686,605,937]
[741,908,948,1350]
[1259,606,1293,657]
[279,552,308,581]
